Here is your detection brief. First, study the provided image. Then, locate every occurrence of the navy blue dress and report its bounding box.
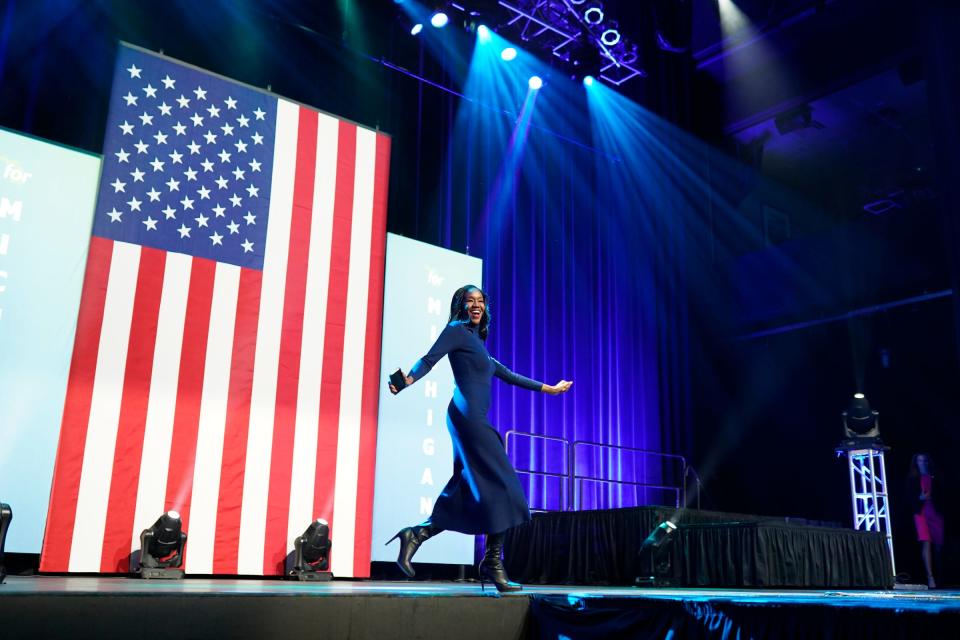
[409,320,542,535]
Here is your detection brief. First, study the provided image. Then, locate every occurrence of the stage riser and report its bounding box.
[2,592,958,640]
[0,594,531,640]
[506,506,893,588]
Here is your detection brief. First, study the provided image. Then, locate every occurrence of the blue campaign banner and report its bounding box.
[0,128,101,553]
[371,234,482,565]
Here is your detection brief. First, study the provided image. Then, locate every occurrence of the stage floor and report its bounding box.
[2,575,959,609]
[3,576,959,639]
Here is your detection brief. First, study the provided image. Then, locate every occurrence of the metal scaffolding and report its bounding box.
[842,445,896,577]
[497,0,646,86]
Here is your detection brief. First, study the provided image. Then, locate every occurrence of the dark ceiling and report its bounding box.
[1,0,930,231]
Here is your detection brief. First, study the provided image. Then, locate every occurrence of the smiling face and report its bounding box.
[464,288,486,324]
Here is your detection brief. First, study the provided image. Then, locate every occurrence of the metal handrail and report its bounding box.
[572,440,688,465]
[506,431,571,446]
[573,477,682,509]
[505,433,689,512]
[571,440,687,510]
[505,430,571,512]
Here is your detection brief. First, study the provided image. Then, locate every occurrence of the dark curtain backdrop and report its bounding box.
[393,71,688,512]
[368,4,699,513]
[924,0,960,366]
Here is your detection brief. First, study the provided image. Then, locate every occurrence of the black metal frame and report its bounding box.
[505,432,689,512]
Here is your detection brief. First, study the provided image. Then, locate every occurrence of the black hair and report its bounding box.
[909,453,936,478]
[448,284,490,341]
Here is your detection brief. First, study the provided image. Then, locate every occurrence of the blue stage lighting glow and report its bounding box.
[430,12,449,28]
[528,75,543,90]
[477,24,491,42]
[583,75,595,87]
[501,47,517,61]
[584,7,604,25]
[410,23,423,35]
[601,29,620,46]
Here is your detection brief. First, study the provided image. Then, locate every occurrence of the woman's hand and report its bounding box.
[544,380,573,395]
[388,375,415,395]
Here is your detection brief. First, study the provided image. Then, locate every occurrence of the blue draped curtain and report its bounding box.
[387,68,690,513]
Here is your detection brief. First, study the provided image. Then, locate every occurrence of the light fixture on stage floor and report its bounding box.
[0,502,11,584]
[291,519,332,582]
[138,511,187,579]
[501,46,517,61]
[528,75,543,90]
[635,520,677,587]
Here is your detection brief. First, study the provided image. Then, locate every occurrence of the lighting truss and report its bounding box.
[496,0,646,86]
[840,445,896,579]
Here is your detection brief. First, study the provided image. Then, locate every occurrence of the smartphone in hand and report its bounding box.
[389,368,407,392]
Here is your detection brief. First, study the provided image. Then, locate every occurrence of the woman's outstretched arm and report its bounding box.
[389,323,462,394]
[491,357,573,395]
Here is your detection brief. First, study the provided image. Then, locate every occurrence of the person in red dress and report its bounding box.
[909,453,944,589]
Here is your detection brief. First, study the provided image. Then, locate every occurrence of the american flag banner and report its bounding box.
[40,44,390,577]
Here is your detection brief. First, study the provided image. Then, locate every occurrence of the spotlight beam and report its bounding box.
[479,86,541,239]
[366,42,617,160]
[696,0,841,70]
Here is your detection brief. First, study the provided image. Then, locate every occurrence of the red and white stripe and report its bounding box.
[41,99,391,577]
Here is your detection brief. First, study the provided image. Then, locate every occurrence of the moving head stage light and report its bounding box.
[836,394,896,576]
[636,520,678,587]
[842,393,881,443]
[291,519,332,581]
[138,511,187,579]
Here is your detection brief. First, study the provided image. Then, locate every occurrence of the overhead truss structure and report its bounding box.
[496,0,646,86]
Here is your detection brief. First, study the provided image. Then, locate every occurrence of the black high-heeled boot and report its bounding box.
[385,523,441,578]
[478,531,522,593]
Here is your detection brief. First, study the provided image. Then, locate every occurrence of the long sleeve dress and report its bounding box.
[408,320,543,535]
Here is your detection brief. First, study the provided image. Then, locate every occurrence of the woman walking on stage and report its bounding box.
[387,284,572,592]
